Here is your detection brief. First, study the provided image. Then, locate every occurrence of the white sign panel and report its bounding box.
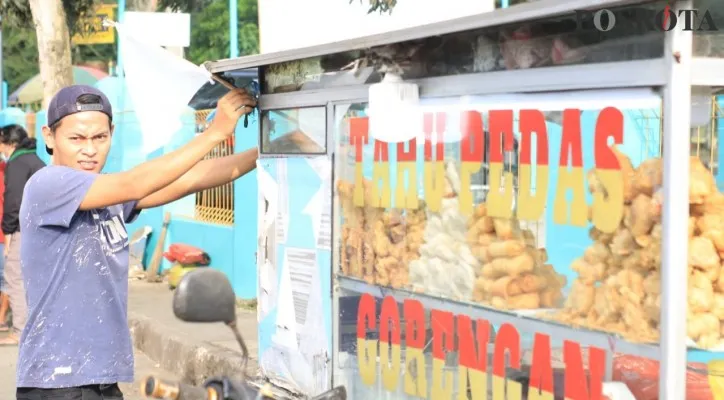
[123,11,191,48]
[258,0,495,53]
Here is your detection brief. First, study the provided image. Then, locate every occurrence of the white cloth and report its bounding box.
[114,21,212,154]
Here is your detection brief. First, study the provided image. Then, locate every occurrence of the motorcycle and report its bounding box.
[141,268,347,400]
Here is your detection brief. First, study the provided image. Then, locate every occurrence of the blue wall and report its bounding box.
[5,76,258,299]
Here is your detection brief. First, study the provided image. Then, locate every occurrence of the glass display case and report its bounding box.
[207,0,724,398]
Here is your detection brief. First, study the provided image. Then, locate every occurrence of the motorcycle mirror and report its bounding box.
[173,268,237,324]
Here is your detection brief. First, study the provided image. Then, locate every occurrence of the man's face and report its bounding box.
[43,111,113,174]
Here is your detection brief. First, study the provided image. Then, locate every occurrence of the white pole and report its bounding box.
[659,1,693,399]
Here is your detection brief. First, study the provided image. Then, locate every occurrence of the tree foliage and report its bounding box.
[157,0,259,64]
[0,0,259,94]
[1,0,118,93]
[1,0,99,35]
[2,25,39,95]
[350,0,396,15]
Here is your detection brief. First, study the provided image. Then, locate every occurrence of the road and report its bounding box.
[0,331,178,400]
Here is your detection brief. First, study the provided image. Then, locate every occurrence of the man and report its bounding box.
[15,84,258,399]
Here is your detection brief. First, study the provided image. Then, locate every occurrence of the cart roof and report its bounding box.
[204,0,643,73]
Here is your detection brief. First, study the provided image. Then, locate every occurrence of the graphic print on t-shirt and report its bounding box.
[92,208,129,255]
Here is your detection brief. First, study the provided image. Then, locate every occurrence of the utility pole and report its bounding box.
[0,15,4,109]
[116,0,126,76]
[229,0,238,58]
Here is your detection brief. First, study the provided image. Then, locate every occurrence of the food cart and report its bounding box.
[206,0,724,398]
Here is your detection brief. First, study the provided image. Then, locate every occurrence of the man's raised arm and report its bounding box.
[80,89,256,210]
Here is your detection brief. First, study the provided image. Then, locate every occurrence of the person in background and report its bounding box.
[0,125,45,346]
[0,159,7,331]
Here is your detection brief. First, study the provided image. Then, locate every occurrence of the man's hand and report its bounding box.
[208,88,257,140]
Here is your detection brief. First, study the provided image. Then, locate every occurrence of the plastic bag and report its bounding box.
[612,355,715,400]
[163,243,211,265]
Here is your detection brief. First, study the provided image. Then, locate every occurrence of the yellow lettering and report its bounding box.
[353,161,365,207]
[370,162,392,208]
[380,343,401,391]
[357,338,377,387]
[395,162,419,210]
[591,169,624,233]
[553,167,587,227]
[487,163,514,218]
[517,164,549,221]
[424,161,445,212]
[457,368,488,400]
[459,162,481,216]
[404,347,428,398]
[432,358,453,400]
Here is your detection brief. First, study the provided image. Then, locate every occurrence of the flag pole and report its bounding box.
[210,75,237,90]
[116,0,126,76]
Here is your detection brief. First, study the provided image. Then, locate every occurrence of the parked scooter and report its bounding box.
[141,268,346,400]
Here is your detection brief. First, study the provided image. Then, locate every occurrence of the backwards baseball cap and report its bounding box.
[46,85,113,155]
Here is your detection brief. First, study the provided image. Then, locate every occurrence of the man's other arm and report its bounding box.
[136,148,258,209]
[134,131,323,210]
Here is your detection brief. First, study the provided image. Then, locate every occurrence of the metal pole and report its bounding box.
[0,17,4,110]
[659,1,692,399]
[229,0,238,58]
[116,0,126,76]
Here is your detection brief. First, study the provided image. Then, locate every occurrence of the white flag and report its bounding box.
[112,21,212,154]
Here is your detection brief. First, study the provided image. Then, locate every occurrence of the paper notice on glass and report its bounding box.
[305,157,331,181]
[298,257,330,394]
[258,259,278,320]
[257,161,278,234]
[275,159,289,244]
[284,247,317,332]
[272,254,298,350]
[317,181,332,251]
[302,188,323,251]
[304,158,332,250]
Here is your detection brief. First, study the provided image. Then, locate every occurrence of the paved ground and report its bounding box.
[0,332,176,400]
[127,279,259,385]
[0,278,258,400]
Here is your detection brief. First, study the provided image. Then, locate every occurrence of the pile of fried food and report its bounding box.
[408,162,479,300]
[467,204,567,310]
[337,180,425,289]
[546,152,724,349]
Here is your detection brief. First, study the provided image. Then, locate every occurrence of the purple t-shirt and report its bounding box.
[16,165,140,388]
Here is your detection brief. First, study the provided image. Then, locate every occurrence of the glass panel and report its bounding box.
[260,107,327,154]
[685,86,724,398]
[263,1,667,94]
[693,0,724,57]
[332,89,678,398]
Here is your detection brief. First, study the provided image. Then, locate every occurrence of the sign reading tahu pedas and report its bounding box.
[348,107,625,233]
[357,293,607,399]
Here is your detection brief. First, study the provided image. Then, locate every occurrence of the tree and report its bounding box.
[27,0,74,107]
[1,0,99,107]
[158,0,259,64]
[350,0,396,14]
[3,26,39,96]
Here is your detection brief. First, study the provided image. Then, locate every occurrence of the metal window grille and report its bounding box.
[193,109,235,226]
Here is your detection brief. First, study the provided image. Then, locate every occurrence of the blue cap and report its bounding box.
[46,85,113,155]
